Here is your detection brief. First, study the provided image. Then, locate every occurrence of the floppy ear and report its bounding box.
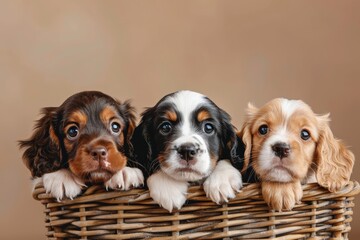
[119,100,136,140]
[19,107,62,178]
[218,108,238,163]
[118,100,137,157]
[315,114,355,192]
[131,107,156,177]
[239,103,258,173]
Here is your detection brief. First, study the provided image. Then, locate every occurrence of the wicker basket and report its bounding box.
[33,181,360,239]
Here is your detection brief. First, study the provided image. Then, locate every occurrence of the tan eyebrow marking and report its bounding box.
[100,106,118,124]
[165,110,177,122]
[197,110,211,122]
[63,111,87,151]
[67,110,87,127]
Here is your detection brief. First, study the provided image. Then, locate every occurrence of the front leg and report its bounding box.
[42,169,86,201]
[203,160,243,204]
[261,181,302,211]
[147,170,188,212]
[105,167,144,190]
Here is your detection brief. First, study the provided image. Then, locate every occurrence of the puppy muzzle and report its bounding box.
[172,135,206,165]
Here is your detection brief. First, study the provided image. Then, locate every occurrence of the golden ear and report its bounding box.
[246,102,258,116]
[315,114,355,192]
[239,102,258,173]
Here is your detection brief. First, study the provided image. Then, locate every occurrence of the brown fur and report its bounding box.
[239,98,354,211]
[19,91,137,183]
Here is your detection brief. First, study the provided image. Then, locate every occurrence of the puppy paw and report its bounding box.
[105,167,144,190]
[42,169,85,201]
[262,181,302,211]
[203,160,242,204]
[147,171,188,212]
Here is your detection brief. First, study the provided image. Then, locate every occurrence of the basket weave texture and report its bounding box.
[33,181,360,239]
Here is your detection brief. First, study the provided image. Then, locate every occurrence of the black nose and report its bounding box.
[177,143,199,161]
[90,147,108,161]
[272,142,291,159]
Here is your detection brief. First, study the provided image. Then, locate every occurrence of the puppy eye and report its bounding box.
[258,124,268,135]
[159,121,172,135]
[110,121,121,134]
[203,123,215,134]
[66,125,79,140]
[300,129,311,140]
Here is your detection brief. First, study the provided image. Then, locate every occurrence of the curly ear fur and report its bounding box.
[118,100,137,161]
[239,103,258,173]
[119,100,136,140]
[19,107,62,178]
[315,114,355,192]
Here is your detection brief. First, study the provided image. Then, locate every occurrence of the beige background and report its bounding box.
[1,1,359,239]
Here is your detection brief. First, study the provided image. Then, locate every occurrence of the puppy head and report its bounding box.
[19,91,136,183]
[133,90,237,181]
[240,98,354,187]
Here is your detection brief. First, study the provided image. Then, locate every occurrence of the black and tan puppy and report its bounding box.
[20,91,144,200]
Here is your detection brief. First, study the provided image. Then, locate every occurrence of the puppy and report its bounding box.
[19,91,144,200]
[240,98,354,211]
[132,90,242,212]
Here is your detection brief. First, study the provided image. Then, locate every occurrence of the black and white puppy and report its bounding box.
[132,90,242,212]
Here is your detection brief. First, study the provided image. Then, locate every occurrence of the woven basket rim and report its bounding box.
[33,180,360,207]
[32,181,360,239]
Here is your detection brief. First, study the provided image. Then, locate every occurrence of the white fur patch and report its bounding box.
[42,169,86,201]
[280,98,304,121]
[104,167,144,190]
[161,90,213,181]
[265,168,293,182]
[203,160,243,204]
[163,134,211,181]
[147,170,189,212]
[168,91,207,138]
[259,131,292,182]
[258,98,306,182]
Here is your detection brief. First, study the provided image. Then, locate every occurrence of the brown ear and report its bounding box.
[118,100,137,160]
[120,100,137,140]
[315,114,355,192]
[19,107,62,177]
[239,103,258,173]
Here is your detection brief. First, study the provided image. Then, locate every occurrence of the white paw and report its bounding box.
[104,167,144,190]
[147,170,188,212]
[42,169,86,201]
[203,160,242,204]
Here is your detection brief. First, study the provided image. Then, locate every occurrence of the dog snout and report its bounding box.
[272,142,291,159]
[90,147,108,161]
[177,143,199,161]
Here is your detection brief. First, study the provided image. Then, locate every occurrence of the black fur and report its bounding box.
[132,91,242,180]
